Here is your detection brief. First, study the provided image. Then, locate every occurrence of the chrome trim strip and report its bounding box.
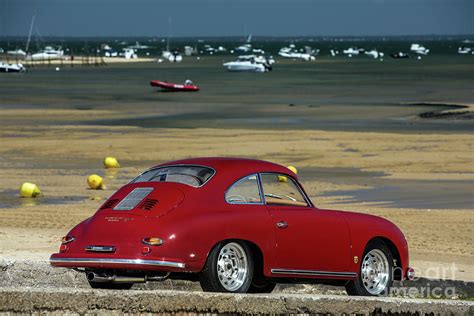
[271,268,356,277]
[50,257,185,269]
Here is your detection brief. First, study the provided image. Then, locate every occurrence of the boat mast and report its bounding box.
[25,15,35,53]
[166,17,171,52]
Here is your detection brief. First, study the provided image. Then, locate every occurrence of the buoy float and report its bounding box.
[103,157,120,169]
[19,182,42,198]
[87,174,105,190]
[277,175,288,183]
[287,165,298,174]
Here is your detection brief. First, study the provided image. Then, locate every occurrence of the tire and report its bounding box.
[88,280,134,290]
[199,241,254,293]
[248,281,276,293]
[345,240,393,296]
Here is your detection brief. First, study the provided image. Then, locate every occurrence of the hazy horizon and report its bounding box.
[1,0,473,38]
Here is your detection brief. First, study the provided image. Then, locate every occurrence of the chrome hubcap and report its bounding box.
[217,242,248,291]
[361,249,390,295]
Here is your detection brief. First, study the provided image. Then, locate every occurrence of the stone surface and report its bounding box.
[0,287,473,315]
[1,259,474,315]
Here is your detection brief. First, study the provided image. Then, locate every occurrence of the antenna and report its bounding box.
[25,15,35,53]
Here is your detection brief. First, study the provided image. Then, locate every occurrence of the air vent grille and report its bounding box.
[99,199,119,210]
[114,187,153,211]
[138,199,159,211]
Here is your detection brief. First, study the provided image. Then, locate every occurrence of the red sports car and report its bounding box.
[50,157,414,295]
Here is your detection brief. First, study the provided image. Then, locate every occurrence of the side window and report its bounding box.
[261,173,309,207]
[225,174,262,204]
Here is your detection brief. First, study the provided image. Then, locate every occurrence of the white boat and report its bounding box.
[162,50,182,62]
[235,43,252,53]
[278,44,315,61]
[223,56,270,73]
[161,18,183,63]
[0,61,26,73]
[343,47,364,57]
[30,46,64,60]
[234,35,253,53]
[104,50,118,57]
[223,60,266,72]
[122,48,138,59]
[457,47,472,54]
[238,54,275,65]
[365,50,384,59]
[7,49,27,57]
[410,43,429,55]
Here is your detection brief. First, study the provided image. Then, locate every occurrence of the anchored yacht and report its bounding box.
[30,46,64,60]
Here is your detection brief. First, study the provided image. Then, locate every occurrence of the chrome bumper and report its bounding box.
[49,257,185,269]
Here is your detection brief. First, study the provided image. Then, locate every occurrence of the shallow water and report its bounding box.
[1,55,473,132]
[298,167,474,210]
[0,189,88,209]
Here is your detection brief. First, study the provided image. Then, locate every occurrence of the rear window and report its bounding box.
[131,165,214,187]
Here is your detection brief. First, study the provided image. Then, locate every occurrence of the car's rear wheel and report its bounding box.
[88,280,134,290]
[199,241,254,293]
[346,240,393,296]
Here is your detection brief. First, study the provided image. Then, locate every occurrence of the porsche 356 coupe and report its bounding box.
[50,157,413,295]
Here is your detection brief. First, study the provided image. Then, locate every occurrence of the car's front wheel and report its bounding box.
[346,240,393,296]
[199,241,254,293]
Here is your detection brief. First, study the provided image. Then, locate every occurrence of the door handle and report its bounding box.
[276,221,288,229]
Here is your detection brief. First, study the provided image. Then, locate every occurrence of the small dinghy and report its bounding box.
[150,79,199,92]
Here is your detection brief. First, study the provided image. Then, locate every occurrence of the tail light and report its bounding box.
[142,237,163,246]
[61,235,75,244]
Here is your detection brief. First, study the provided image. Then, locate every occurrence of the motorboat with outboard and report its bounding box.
[150,79,199,92]
[0,61,26,72]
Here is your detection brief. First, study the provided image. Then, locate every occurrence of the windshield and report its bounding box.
[131,165,214,187]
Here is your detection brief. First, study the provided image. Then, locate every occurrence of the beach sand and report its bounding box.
[0,123,472,281]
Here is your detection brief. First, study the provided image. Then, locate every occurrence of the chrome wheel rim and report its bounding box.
[361,249,390,295]
[217,242,248,291]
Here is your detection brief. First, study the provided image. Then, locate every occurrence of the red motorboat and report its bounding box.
[150,80,199,92]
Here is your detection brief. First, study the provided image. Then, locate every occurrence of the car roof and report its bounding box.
[154,157,297,185]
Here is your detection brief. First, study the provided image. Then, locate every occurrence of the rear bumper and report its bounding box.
[49,256,185,270]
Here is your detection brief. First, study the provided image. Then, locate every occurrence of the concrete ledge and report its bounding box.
[0,287,473,315]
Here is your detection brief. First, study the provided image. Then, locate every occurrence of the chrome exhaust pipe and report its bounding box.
[87,272,146,283]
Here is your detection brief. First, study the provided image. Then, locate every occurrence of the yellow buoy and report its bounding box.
[277,175,288,183]
[19,182,42,198]
[87,174,105,190]
[287,165,298,174]
[104,157,120,169]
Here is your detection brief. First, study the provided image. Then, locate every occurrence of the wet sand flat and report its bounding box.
[0,125,472,281]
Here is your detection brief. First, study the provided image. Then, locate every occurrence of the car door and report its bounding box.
[260,173,352,275]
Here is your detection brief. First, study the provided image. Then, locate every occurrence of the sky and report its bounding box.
[0,0,473,37]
